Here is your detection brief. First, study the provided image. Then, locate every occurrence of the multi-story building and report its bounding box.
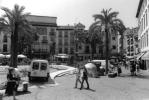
[123,27,139,58]
[109,31,122,57]
[0,15,123,63]
[136,0,149,69]
[55,25,75,55]
[25,15,57,58]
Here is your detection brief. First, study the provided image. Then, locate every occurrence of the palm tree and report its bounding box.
[93,8,125,74]
[0,4,32,68]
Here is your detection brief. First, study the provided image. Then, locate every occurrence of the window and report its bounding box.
[36,27,47,35]
[131,46,134,51]
[32,62,39,70]
[131,53,134,56]
[70,48,74,54]
[112,45,116,49]
[146,10,148,26]
[3,35,7,42]
[64,39,68,46]
[112,37,116,40]
[85,46,90,53]
[131,39,133,44]
[64,31,68,38]
[40,63,47,70]
[3,44,7,52]
[59,48,62,53]
[50,28,55,36]
[59,39,62,46]
[42,36,48,43]
[64,48,68,54]
[147,31,149,46]
[59,31,62,37]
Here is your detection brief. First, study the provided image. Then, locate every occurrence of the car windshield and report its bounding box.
[40,63,47,70]
[32,62,39,70]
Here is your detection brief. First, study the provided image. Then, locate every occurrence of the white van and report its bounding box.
[28,60,50,81]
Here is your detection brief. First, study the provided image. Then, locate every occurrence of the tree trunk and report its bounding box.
[10,22,18,68]
[105,27,109,74]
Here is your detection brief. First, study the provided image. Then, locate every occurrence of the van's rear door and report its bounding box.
[31,62,40,77]
[40,62,48,77]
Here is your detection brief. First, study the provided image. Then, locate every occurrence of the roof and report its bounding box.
[136,0,143,18]
[26,15,57,26]
[57,26,74,30]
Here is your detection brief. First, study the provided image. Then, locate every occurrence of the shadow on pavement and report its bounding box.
[28,78,55,87]
[16,91,31,96]
[118,73,149,80]
[85,88,96,92]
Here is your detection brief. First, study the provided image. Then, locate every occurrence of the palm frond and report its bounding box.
[93,14,105,22]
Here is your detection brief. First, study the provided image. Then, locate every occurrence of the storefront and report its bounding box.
[141,51,149,70]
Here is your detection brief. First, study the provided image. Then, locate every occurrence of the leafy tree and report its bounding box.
[93,8,125,74]
[0,4,36,68]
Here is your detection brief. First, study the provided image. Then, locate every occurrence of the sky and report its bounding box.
[0,0,140,29]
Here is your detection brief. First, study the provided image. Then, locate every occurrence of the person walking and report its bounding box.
[74,64,81,88]
[117,65,122,76]
[80,66,90,90]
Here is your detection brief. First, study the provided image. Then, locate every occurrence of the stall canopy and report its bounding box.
[141,52,149,60]
[0,54,5,58]
[5,54,27,58]
[18,54,27,58]
[55,54,69,58]
[136,52,145,60]
[5,54,11,58]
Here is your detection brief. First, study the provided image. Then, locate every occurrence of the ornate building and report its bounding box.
[136,0,149,69]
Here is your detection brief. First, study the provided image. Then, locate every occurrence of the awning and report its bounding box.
[136,52,145,60]
[141,52,149,60]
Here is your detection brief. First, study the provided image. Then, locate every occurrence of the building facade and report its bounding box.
[0,30,11,54]
[55,26,75,55]
[136,0,149,69]
[26,15,57,58]
[123,27,139,58]
[0,15,123,63]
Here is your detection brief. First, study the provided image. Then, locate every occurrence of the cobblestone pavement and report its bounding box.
[2,67,149,100]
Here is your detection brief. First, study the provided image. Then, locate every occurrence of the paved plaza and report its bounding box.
[1,66,149,100]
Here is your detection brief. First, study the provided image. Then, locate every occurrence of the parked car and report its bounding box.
[90,60,113,76]
[28,59,50,82]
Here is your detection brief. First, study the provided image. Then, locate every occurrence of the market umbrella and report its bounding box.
[17,54,27,58]
[5,54,11,58]
[84,63,98,77]
[0,54,5,58]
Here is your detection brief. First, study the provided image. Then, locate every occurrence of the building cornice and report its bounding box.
[136,0,143,18]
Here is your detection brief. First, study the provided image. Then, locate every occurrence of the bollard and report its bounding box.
[0,93,3,100]
[22,82,28,92]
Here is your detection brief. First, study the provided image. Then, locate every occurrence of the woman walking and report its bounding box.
[80,67,90,90]
[74,64,82,88]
